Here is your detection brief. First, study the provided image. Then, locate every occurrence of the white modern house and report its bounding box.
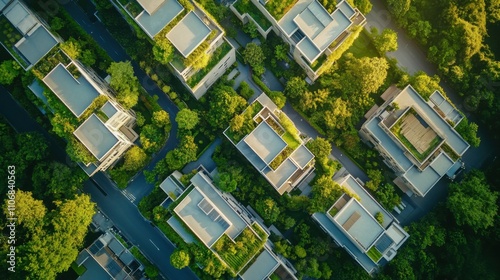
[42,56,138,176]
[224,93,315,195]
[359,85,470,197]
[312,174,409,274]
[0,0,59,70]
[231,0,365,82]
[115,0,236,99]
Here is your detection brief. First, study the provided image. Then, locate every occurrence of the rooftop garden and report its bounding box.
[0,16,28,68]
[212,224,267,275]
[234,0,272,30]
[309,54,328,72]
[269,146,293,169]
[265,0,298,20]
[187,40,232,87]
[328,206,339,217]
[390,109,443,162]
[33,49,72,79]
[367,246,382,263]
[226,101,263,143]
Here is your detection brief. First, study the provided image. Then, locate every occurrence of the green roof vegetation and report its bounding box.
[234,0,272,30]
[70,262,87,276]
[0,16,28,68]
[265,0,298,20]
[212,225,267,274]
[328,207,339,217]
[187,41,232,87]
[367,246,382,263]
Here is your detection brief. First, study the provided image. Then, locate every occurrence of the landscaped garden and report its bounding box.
[390,109,443,162]
[212,224,267,274]
[226,101,263,143]
[0,15,27,68]
[187,41,232,87]
[234,0,272,30]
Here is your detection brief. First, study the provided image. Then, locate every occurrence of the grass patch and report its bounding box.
[265,0,298,20]
[367,246,382,262]
[269,146,293,170]
[441,143,460,161]
[347,29,379,58]
[282,131,300,149]
[71,262,87,276]
[328,207,339,217]
[234,0,273,30]
[212,226,267,274]
[187,41,232,87]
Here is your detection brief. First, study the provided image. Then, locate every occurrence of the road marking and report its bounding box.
[121,190,136,203]
[150,239,160,250]
[99,35,105,41]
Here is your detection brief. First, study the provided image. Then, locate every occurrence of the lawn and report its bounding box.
[347,29,379,58]
[71,262,87,276]
[328,207,339,217]
[367,246,382,263]
[212,226,267,274]
[282,131,300,149]
[234,0,273,30]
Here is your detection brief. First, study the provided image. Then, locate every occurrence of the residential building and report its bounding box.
[312,174,409,274]
[359,85,470,197]
[75,230,145,280]
[0,0,59,70]
[224,93,315,195]
[159,167,297,279]
[115,0,236,99]
[231,0,365,82]
[41,55,138,176]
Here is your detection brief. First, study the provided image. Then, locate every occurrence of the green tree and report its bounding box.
[447,170,498,232]
[243,21,259,38]
[165,135,198,170]
[306,137,332,159]
[255,198,281,223]
[321,97,352,131]
[365,169,383,191]
[170,249,191,269]
[214,172,237,192]
[207,85,246,129]
[352,0,372,14]
[107,61,139,108]
[455,118,480,147]
[373,28,398,53]
[176,109,199,130]
[4,190,46,231]
[275,44,289,61]
[376,183,402,210]
[243,43,266,76]
[309,176,343,213]
[387,0,411,19]
[60,38,81,59]
[284,76,307,100]
[140,124,163,153]
[153,40,174,65]
[122,146,148,172]
[335,53,388,96]
[0,60,21,85]
[191,52,210,70]
[152,110,170,129]
[294,245,307,258]
[405,71,443,100]
[50,16,65,31]
[32,162,84,200]
[238,81,254,99]
[66,137,95,164]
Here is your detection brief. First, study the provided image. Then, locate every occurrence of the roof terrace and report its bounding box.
[134,0,184,37]
[166,11,211,58]
[73,114,119,160]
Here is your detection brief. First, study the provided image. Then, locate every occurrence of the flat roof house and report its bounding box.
[115,0,236,99]
[360,85,470,197]
[224,93,315,195]
[160,167,297,279]
[231,0,365,82]
[312,174,409,275]
[76,230,145,280]
[41,56,138,176]
[0,0,58,70]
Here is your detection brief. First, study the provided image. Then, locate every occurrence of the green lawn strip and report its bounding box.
[265,0,298,20]
[366,246,382,263]
[71,262,87,276]
[282,131,300,149]
[328,207,339,217]
[234,0,272,30]
[347,29,379,58]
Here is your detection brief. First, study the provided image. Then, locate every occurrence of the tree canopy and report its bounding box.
[170,249,191,269]
[447,170,498,232]
[243,43,266,76]
[0,60,21,85]
[176,109,199,130]
[107,61,139,108]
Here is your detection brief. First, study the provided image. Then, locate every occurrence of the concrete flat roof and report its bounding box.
[264,158,298,189]
[43,64,100,117]
[337,0,355,18]
[137,0,165,15]
[236,140,268,170]
[429,90,464,124]
[337,175,393,228]
[333,198,385,250]
[0,0,10,11]
[240,249,279,280]
[312,212,378,273]
[136,0,183,37]
[290,145,314,169]
[79,252,113,280]
[404,152,454,196]
[4,1,37,34]
[74,114,119,160]
[16,25,58,66]
[101,101,118,119]
[174,187,230,247]
[243,121,287,165]
[166,11,211,58]
[167,216,196,244]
